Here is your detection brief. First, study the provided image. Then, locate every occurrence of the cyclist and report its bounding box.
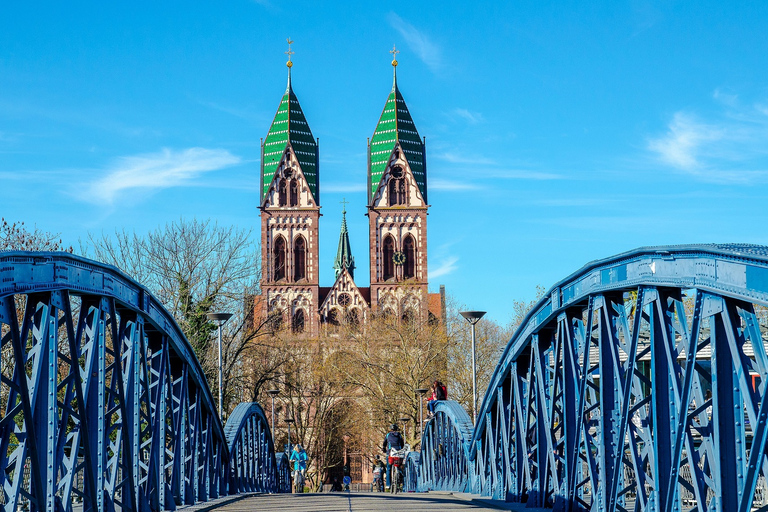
[372,455,386,492]
[381,424,405,491]
[289,444,308,493]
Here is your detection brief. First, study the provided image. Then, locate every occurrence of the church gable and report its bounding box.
[319,268,369,323]
[262,145,318,209]
[370,142,427,209]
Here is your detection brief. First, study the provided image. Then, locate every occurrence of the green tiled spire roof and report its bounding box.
[261,73,319,203]
[368,71,426,204]
[333,206,355,279]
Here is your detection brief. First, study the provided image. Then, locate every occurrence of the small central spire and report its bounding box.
[333,200,355,279]
[390,44,399,87]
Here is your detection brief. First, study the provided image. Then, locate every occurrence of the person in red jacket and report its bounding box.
[426,380,447,418]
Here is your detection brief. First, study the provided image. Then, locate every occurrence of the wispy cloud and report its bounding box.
[78,148,240,204]
[435,152,496,166]
[322,183,366,193]
[648,113,723,169]
[532,198,620,207]
[0,100,157,138]
[195,98,265,123]
[488,169,566,180]
[387,13,442,73]
[647,94,768,183]
[450,108,484,124]
[430,179,480,191]
[435,152,567,182]
[429,256,458,279]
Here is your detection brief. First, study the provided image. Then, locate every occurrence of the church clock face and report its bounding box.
[393,251,406,265]
[337,293,351,307]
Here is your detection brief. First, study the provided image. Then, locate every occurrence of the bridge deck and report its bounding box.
[196,492,544,512]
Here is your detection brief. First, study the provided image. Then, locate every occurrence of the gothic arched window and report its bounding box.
[294,236,306,281]
[388,178,406,205]
[382,235,395,281]
[292,309,305,334]
[346,308,359,325]
[403,234,416,279]
[290,180,299,207]
[273,236,286,281]
[278,180,288,206]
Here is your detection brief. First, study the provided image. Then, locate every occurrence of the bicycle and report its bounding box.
[293,469,306,493]
[373,467,384,492]
[388,445,409,494]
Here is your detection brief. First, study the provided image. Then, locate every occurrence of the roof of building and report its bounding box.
[262,71,318,203]
[368,70,426,204]
[333,208,355,279]
[428,292,443,322]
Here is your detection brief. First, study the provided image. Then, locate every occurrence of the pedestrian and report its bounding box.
[426,380,448,417]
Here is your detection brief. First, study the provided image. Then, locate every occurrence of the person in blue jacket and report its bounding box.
[289,444,308,492]
[381,424,404,490]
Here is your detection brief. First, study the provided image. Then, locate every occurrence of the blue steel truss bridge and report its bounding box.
[4,244,768,512]
[406,244,768,512]
[0,252,290,512]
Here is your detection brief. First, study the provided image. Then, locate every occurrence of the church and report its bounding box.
[255,47,444,336]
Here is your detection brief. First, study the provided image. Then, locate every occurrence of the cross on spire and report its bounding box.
[285,37,294,68]
[340,197,349,214]
[390,44,399,67]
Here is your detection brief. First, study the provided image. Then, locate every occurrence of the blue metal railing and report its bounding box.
[0,252,285,512]
[408,244,768,511]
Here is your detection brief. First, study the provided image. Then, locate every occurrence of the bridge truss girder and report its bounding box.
[0,252,285,512]
[409,245,768,511]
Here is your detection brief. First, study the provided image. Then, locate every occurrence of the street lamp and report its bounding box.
[416,388,428,439]
[399,417,410,441]
[267,389,280,434]
[285,417,295,455]
[459,310,486,424]
[207,312,233,419]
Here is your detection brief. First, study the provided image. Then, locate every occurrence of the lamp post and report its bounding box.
[207,312,233,419]
[285,417,295,455]
[267,389,280,434]
[399,417,410,441]
[459,310,486,424]
[416,388,428,439]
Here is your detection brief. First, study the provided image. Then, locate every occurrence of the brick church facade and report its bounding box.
[255,54,443,335]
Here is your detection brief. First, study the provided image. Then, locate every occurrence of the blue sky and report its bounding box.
[2,1,768,323]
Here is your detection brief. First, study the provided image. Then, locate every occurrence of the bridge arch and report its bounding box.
[0,252,286,512]
[406,401,473,493]
[224,402,287,494]
[410,244,768,511]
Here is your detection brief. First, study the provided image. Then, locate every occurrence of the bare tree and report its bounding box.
[447,287,546,416]
[266,337,358,486]
[0,218,73,252]
[85,218,268,417]
[331,312,449,449]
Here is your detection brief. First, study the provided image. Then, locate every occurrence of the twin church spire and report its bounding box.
[261,41,425,272]
[368,47,427,204]
[261,38,319,204]
[258,41,432,335]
